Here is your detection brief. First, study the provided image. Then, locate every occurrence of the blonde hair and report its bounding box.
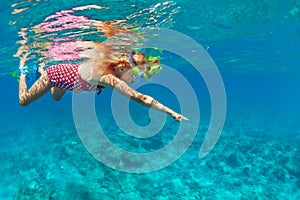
[112,51,147,69]
[109,51,161,73]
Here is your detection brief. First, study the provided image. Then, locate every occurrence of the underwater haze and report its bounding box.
[1,0,300,199]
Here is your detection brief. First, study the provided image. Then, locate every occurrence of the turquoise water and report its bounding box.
[1,0,300,199]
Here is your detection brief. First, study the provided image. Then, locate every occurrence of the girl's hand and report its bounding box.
[171,112,189,122]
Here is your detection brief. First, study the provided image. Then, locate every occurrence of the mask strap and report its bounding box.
[128,51,136,68]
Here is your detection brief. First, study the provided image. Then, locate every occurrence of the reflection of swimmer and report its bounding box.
[34,5,129,37]
[18,46,188,122]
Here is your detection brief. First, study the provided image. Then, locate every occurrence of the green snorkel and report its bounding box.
[128,25,163,80]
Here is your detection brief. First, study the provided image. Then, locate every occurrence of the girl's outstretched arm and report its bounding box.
[99,74,188,122]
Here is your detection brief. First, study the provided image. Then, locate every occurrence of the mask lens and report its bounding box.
[148,64,162,75]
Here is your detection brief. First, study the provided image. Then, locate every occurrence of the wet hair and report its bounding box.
[147,57,160,65]
[112,51,160,71]
[113,60,131,70]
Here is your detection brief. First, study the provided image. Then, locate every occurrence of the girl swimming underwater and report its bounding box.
[17,6,187,122]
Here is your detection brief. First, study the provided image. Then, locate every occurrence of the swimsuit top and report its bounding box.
[46,64,103,93]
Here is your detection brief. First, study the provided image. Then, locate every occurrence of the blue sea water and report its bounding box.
[1,0,300,199]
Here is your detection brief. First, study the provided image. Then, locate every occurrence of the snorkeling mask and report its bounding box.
[132,64,162,80]
[129,52,162,80]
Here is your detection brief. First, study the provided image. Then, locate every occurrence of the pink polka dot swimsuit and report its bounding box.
[46,64,103,93]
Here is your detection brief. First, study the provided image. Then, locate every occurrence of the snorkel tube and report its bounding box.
[129,26,163,80]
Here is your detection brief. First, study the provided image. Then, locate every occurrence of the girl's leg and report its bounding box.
[50,87,66,101]
[19,73,51,106]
